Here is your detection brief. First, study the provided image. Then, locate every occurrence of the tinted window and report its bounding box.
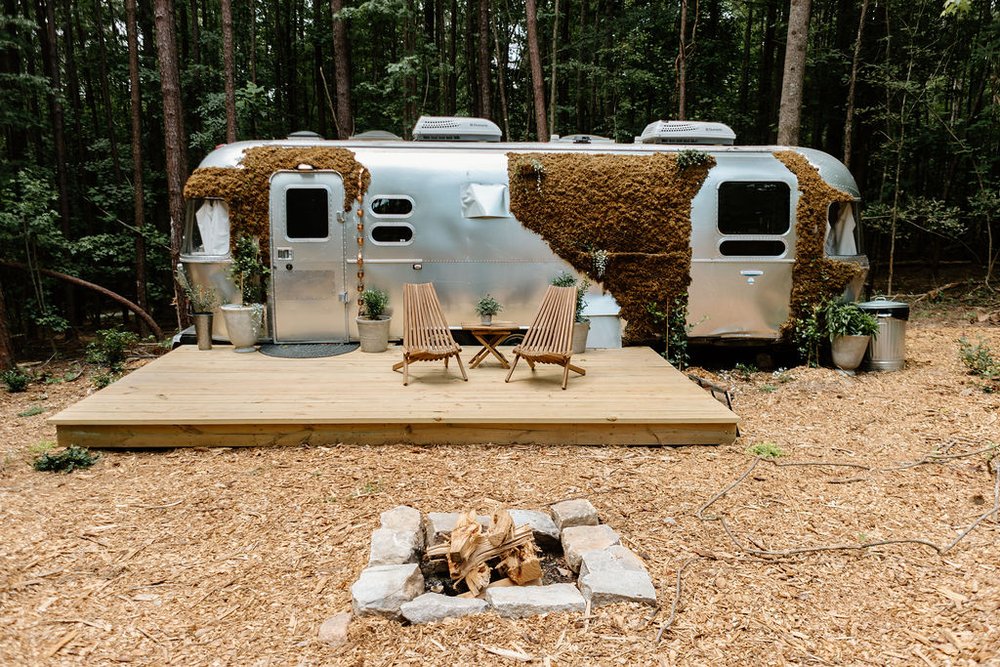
[286,188,329,239]
[718,182,790,235]
[371,197,413,216]
[719,240,786,256]
[371,224,414,244]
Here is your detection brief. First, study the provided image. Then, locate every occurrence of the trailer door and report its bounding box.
[269,171,350,343]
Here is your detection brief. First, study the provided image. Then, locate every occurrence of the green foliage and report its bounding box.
[823,301,880,340]
[190,83,270,153]
[229,235,270,305]
[675,150,711,170]
[475,294,503,318]
[92,371,117,389]
[17,405,45,417]
[1,368,30,392]
[175,266,221,313]
[86,328,139,370]
[360,287,389,319]
[32,445,99,473]
[733,363,757,380]
[746,442,784,459]
[648,295,692,369]
[550,272,590,323]
[958,338,1000,379]
[792,302,825,367]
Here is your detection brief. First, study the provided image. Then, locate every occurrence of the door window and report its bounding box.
[286,188,330,239]
[718,182,790,235]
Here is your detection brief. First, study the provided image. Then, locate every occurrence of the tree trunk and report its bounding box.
[842,0,869,168]
[93,0,123,181]
[677,0,688,119]
[153,0,190,327]
[492,6,510,138]
[777,0,811,146]
[548,0,558,134]
[477,0,492,120]
[525,0,548,141]
[330,0,353,138]
[0,284,14,370]
[125,0,149,329]
[221,0,236,142]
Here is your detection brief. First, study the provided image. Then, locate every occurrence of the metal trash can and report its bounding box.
[857,297,910,371]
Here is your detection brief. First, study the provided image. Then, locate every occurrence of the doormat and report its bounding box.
[258,342,360,358]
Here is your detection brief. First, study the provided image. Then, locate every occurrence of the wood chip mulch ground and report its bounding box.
[1,314,998,665]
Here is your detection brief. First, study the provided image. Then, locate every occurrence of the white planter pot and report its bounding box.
[479,314,493,326]
[831,334,870,371]
[221,303,264,353]
[572,320,590,354]
[357,316,391,353]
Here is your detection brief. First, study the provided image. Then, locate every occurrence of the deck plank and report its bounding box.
[51,345,738,447]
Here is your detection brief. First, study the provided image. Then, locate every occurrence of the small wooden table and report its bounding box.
[461,322,522,369]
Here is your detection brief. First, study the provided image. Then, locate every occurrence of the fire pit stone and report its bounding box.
[577,545,657,606]
[561,524,621,572]
[550,499,599,529]
[400,592,489,624]
[351,563,425,619]
[508,509,561,551]
[485,583,587,618]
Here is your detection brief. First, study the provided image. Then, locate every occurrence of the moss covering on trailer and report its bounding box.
[506,152,714,342]
[774,150,867,328]
[182,146,371,259]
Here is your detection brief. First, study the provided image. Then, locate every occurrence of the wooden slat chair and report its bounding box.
[392,283,468,386]
[505,285,586,390]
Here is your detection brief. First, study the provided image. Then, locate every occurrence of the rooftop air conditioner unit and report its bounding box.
[412,116,503,142]
[638,120,735,146]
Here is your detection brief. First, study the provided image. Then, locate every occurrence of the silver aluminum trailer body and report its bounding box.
[180,140,864,344]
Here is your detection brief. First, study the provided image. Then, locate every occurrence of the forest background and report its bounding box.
[0,0,996,368]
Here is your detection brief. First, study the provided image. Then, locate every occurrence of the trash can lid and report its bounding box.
[857,296,909,321]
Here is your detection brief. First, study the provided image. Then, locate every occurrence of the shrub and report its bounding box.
[1,368,30,393]
[958,338,1000,379]
[360,288,389,319]
[86,328,139,369]
[33,445,99,473]
[746,442,784,459]
[823,301,879,339]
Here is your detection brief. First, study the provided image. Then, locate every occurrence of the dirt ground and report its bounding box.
[1,288,999,666]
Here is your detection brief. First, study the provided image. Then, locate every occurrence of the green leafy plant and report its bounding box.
[792,302,825,367]
[746,442,784,459]
[551,272,590,323]
[175,266,221,313]
[676,149,711,170]
[229,234,270,305]
[29,440,56,455]
[1,368,30,393]
[360,287,390,320]
[17,405,45,417]
[958,338,1000,379]
[86,328,139,370]
[733,362,757,380]
[589,248,609,279]
[475,294,503,318]
[823,301,879,340]
[648,295,692,369]
[92,371,117,389]
[33,445,99,473]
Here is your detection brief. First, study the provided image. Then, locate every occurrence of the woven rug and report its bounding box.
[257,342,360,358]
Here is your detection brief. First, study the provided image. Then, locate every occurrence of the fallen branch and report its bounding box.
[655,557,700,642]
[911,280,966,304]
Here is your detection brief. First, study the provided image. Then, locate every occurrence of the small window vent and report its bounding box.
[412,116,503,142]
[637,120,735,145]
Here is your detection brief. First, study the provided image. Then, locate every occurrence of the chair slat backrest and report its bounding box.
[519,286,576,356]
[403,283,456,352]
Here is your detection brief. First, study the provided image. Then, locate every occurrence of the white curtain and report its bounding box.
[195,200,231,255]
[825,204,858,256]
[461,183,510,218]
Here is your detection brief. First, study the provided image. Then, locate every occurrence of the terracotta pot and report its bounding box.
[831,334,870,371]
[357,316,391,353]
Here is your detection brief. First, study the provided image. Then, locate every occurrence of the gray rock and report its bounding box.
[577,546,656,606]
[317,612,351,645]
[380,505,423,534]
[400,593,488,624]
[549,499,599,530]
[351,564,424,619]
[509,509,561,551]
[485,583,587,618]
[368,528,421,566]
[561,525,620,572]
[423,512,491,549]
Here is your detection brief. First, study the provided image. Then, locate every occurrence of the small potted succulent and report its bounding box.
[357,287,391,353]
[824,300,879,371]
[551,272,591,353]
[175,265,220,350]
[220,235,270,353]
[475,294,503,325]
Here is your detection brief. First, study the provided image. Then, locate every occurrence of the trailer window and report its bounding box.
[286,188,329,239]
[370,223,414,245]
[370,196,413,217]
[719,240,786,256]
[718,182,790,235]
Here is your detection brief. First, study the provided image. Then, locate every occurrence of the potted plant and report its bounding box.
[220,235,270,353]
[357,287,391,353]
[475,294,503,325]
[824,300,879,371]
[175,265,220,350]
[552,272,591,353]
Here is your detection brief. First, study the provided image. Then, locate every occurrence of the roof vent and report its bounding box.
[550,134,614,144]
[637,120,735,146]
[287,130,323,140]
[412,116,502,142]
[350,130,404,141]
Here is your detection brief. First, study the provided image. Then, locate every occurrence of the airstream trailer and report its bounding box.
[179,118,867,347]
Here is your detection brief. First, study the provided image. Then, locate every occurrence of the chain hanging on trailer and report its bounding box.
[355,168,366,306]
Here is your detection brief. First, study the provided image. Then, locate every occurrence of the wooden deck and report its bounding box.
[50,345,738,448]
